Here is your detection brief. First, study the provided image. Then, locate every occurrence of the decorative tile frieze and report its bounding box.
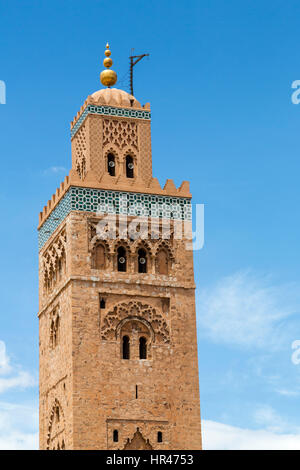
[71,104,151,138]
[38,187,191,250]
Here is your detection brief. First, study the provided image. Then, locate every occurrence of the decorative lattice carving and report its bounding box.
[74,125,87,179]
[103,119,138,150]
[42,229,66,294]
[101,300,170,344]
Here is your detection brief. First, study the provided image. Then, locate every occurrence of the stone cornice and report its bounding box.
[38,275,196,318]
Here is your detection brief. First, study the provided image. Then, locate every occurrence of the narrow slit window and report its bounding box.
[113,430,119,442]
[126,155,134,178]
[157,431,163,443]
[136,385,138,399]
[55,406,60,423]
[100,298,106,309]
[139,336,147,359]
[122,335,130,359]
[107,153,116,176]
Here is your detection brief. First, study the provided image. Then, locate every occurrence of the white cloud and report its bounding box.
[0,371,36,394]
[197,270,300,350]
[202,419,300,450]
[0,402,38,450]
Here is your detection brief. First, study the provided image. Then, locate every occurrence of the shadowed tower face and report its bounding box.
[38,44,202,450]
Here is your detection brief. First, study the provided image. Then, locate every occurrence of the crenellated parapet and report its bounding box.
[38,171,192,235]
[38,182,192,250]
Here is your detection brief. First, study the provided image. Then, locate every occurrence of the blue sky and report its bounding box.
[0,0,300,449]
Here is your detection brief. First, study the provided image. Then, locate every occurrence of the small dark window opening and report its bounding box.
[107,153,116,176]
[139,336,147,359]
[117,247,127,272]
[126,155,134,178]
[157,431,163,443]
[55,406,60,423]
[113,430,119,442]
[122,335,130,359]
[138,249,147,273]
[136,385,138,399]
[100,298,106,309]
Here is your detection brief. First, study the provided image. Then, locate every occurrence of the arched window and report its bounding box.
[157,431,163,443]
[138,249,147,273]
[113,430,119,442]
[126,155,134,178]
[122,335,130,359]
[139,336,147,359]
[117,246,127,272]
[107,153,116,176]
[94,244,106,270]
[156,250,169,275]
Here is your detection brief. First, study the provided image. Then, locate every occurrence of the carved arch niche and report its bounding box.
[100,300,170,347]
[123,428,153,450]
[47,399,66,450]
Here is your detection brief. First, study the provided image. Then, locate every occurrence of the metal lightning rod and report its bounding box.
[129,51,149,96]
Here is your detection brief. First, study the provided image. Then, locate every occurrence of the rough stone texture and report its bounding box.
[39,88,202,450]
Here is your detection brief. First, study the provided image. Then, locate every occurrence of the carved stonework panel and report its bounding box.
[103,119,138,150]
[74,125,87,180]
[101,300,170,344]
[123,429,153,450]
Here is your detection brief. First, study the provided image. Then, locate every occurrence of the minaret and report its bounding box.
[38,44,202,450]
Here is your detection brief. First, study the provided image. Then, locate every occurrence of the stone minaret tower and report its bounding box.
[38,44,202,450]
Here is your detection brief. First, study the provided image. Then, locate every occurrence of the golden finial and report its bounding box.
[100,43,117,87]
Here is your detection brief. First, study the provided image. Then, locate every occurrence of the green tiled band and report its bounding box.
[71,104,151,138]
[38,187,191,250]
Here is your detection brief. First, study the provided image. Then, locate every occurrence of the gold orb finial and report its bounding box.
[100,42,117,87]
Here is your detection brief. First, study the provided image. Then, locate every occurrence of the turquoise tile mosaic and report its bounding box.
[71,104,151,138]
[38,187,191,250]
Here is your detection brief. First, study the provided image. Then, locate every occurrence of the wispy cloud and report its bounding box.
[253,404,290,433]
[276,389,300,397]
[197,270,300,350]
[0,372,35,394]
[202,419,300,450]
[0,341,36,393]
[43,166,67,175]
